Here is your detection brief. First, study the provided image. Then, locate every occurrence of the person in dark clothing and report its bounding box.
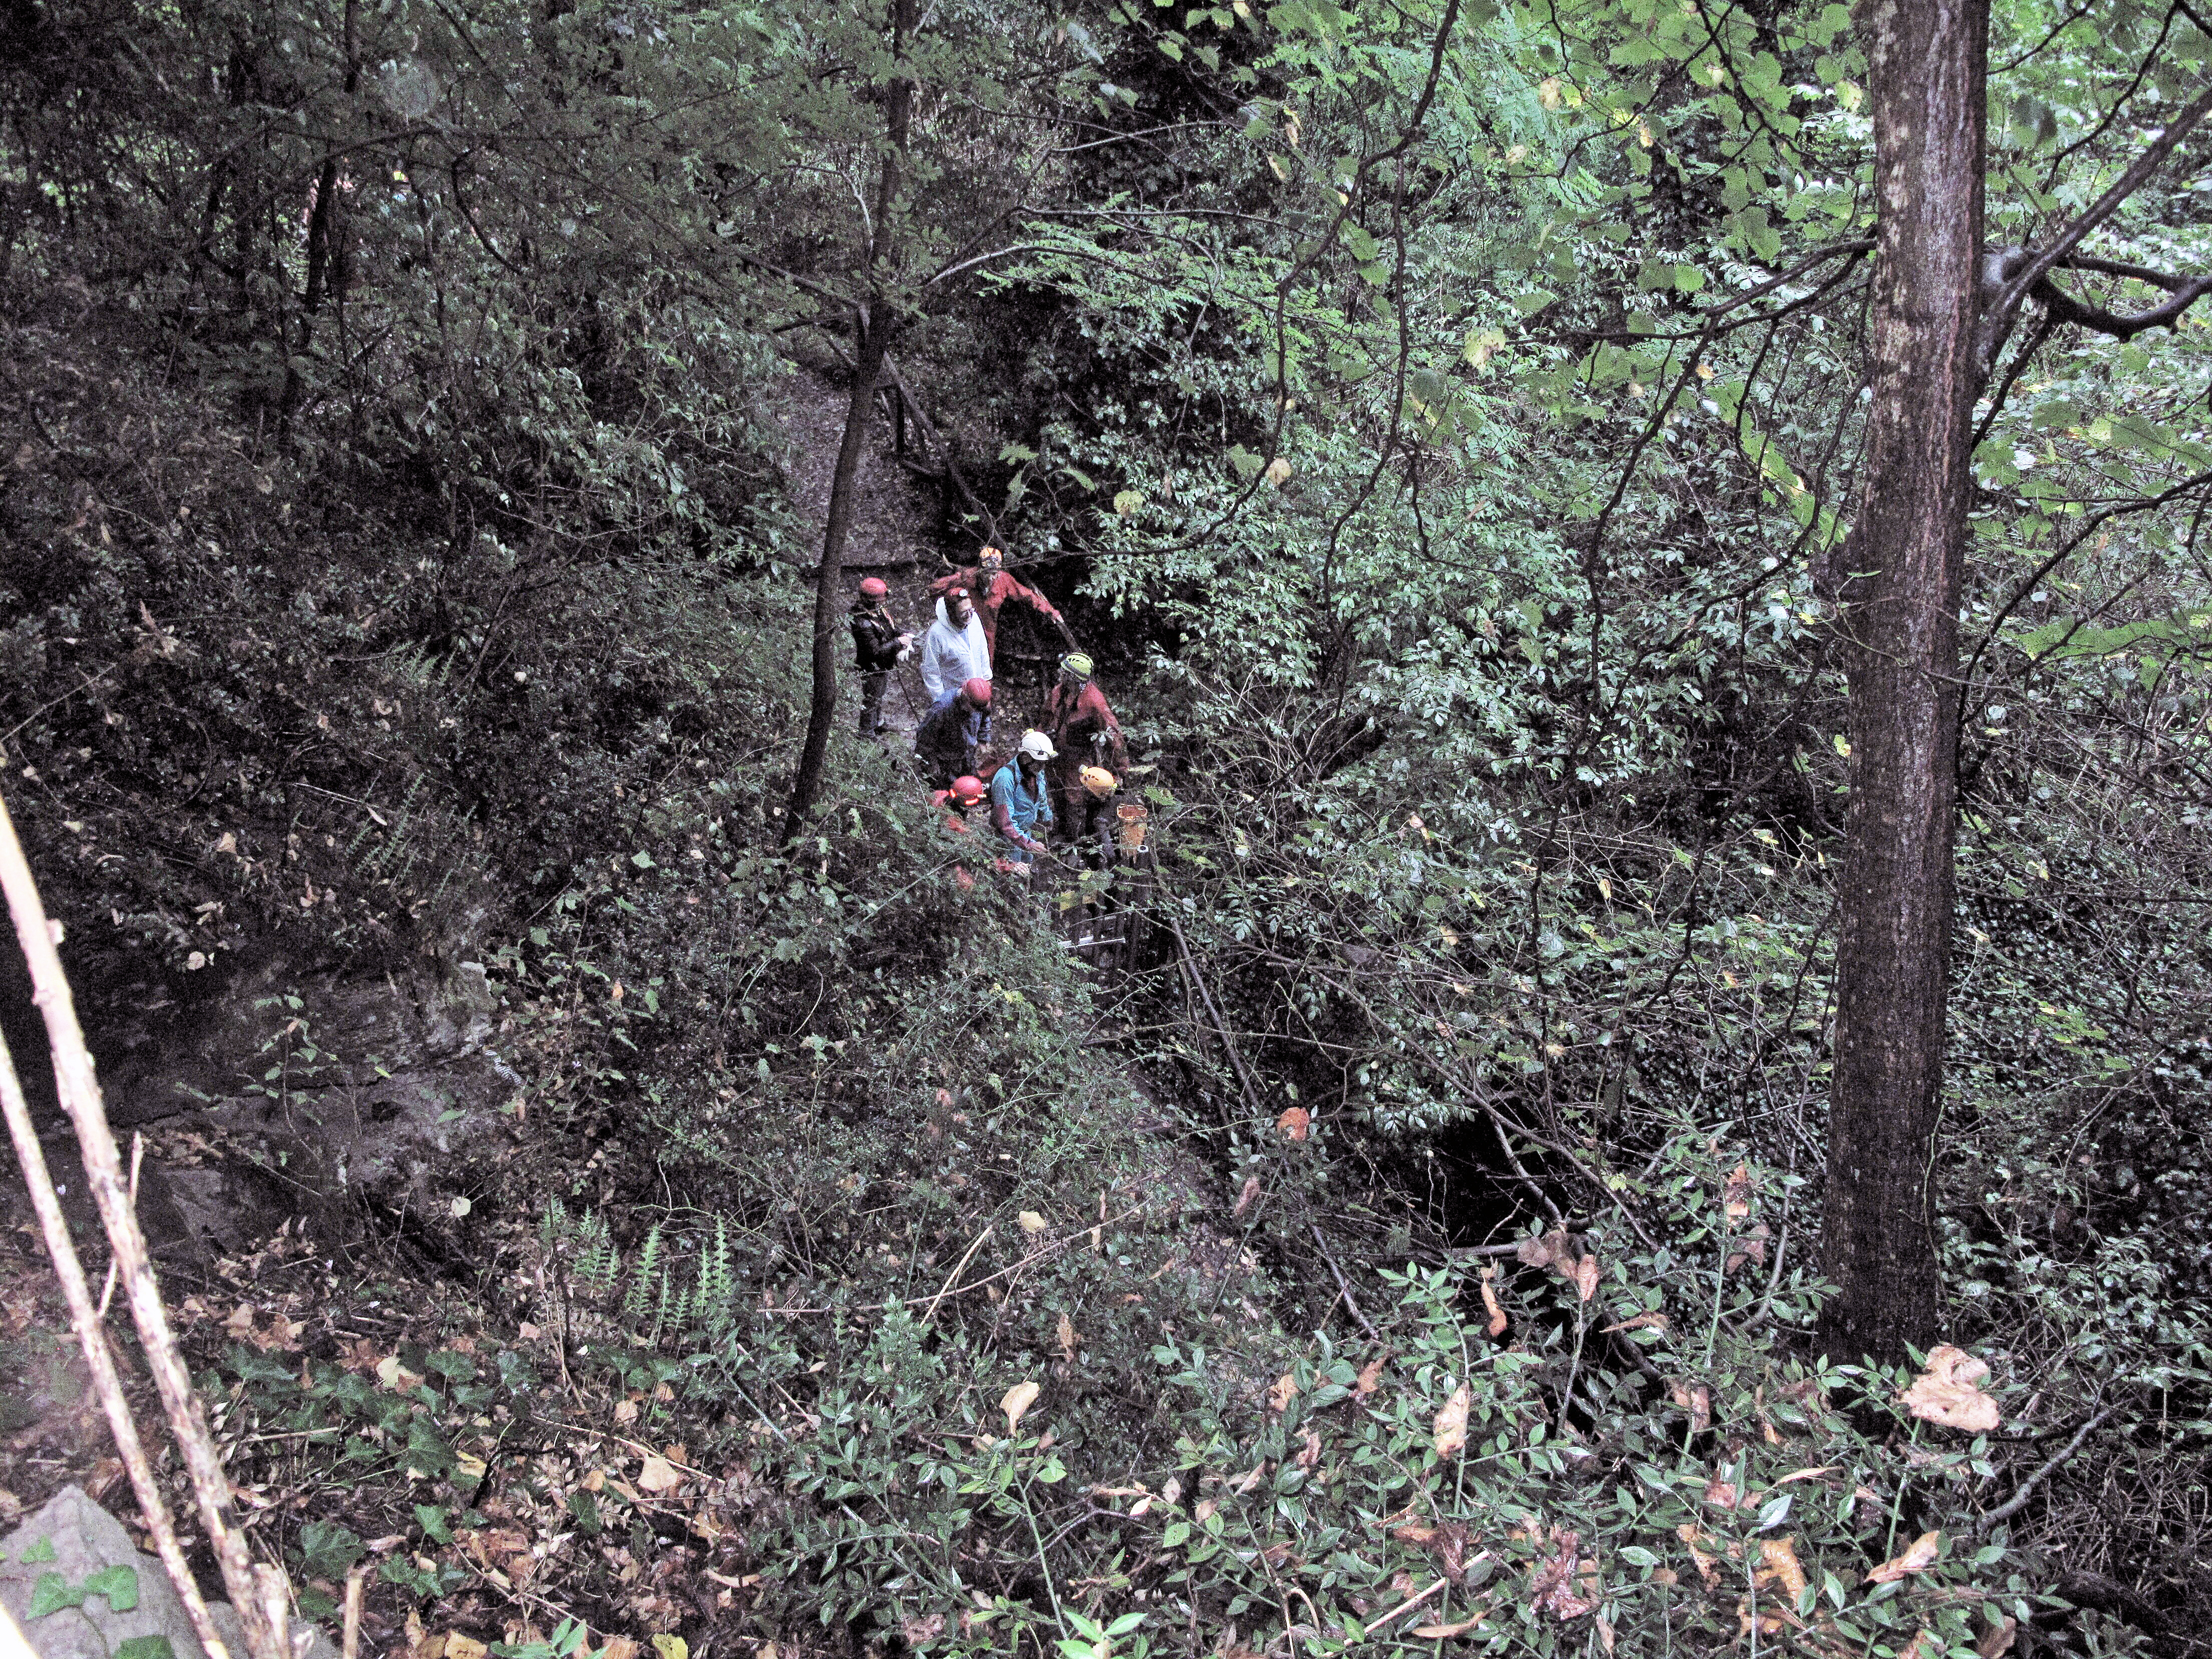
[849,576,910,735]
[913,677,993,789]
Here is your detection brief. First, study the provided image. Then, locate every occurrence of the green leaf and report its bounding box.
[630,850,655,869]
[82,1564,139,1612]
[298,1521,365,1579]
[19,1537,56,1564]
[27,1572,85,1619]
[117,1641,177,1659]
[415,1503,454,1544]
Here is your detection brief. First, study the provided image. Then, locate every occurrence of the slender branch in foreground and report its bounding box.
[1310,1222,1383,1342]
[0,1029,233,1659]
[1971,1402,2122,1536]
[0,791,291,1659]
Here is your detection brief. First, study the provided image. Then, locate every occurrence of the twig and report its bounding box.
[95,1130,143,1321]
[0,1030,231,1659]
[920,1225,994,1326]
[341,1564,368,1659]
[1309,1222,1381,1342]
[1364,1577,1447,1629]
[1161,909,1269,1124]
[1971,1404,2122,1536]
[763,1206,1143,1315]
[0,790,289,1659]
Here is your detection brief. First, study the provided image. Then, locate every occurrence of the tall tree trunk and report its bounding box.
[781,313,891,844]
[780,0,916,844]
[1814,0,1989,1360]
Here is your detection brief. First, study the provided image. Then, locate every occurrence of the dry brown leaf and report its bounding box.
[1527,1528,1597,1619]
[901,1614,945,1645]
[1408,1618,1484,1640]
[1702,1475,1740,1511]
[1571,1253,1600,1302]
[1759,1536,1807,1601]
[1773,1465,1835,1486]
[1978,1618,2020,1658]
[1516,1230,1566,1269]
[1867,1530,1943,1584]
[1677,1523,1720,1588]
[1267,1372,1300,1413]
[1669,1380,1712,1434]
[1276,1107,1310,1142]
[1354,1355,1388,1398]
[1433,1383,1471,1458]
[1479,1266,1508,1337]
[1233,1174,1261,1218]
[1017,1211,1048,1236]
[375,1354,423,1392]
[1601,1311,1667,1334]
[1295,1431,1323,1470]
[444,1639,488,1659]
[1724,1223,1771,1276]
[599,1641,640,1659]
[1900,1345,2000,1432]
[635,1455,682,1495]
[1002,1380,1041,1433]
[1723,1162,1752,1222]
[1057,1312,1077,1361]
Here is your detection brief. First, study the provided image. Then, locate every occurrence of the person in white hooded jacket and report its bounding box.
[919,586,993,702]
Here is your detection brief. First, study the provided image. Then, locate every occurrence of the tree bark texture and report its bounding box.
[780,0,915,844]
[1815,0,1989,1361]
[780,311,891,845]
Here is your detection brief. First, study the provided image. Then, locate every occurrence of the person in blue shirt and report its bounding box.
[991,730,1057,864]
[914,677,992,789]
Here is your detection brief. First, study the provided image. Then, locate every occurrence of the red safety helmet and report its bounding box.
[858,576,889,598]
[949,775,987,808]
[961,677,993,705]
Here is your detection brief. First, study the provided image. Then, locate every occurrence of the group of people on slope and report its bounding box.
[847,546,1130,873]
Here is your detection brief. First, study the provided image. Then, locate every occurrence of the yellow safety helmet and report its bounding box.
[1080,766,1118,800]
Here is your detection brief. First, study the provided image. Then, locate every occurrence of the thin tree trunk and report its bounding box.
[1814,0,1989,1360]
[780,0,916,843]
[781,314,891,844]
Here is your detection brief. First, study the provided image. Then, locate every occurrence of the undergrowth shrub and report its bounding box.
[513,1115,2138,1657]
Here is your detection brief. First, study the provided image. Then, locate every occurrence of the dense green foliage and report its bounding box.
[6,0,2212,1651]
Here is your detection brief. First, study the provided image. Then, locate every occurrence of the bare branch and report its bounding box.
[1971,1403,2122,1536]
[2034,268,2212,337]
[1983,76,2212,367]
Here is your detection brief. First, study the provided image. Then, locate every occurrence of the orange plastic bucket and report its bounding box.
[1115,803,1149,851]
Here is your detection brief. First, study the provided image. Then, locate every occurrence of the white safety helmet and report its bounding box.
[1019,729,1057,762]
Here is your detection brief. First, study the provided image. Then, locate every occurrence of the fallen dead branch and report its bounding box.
[0,790,291,1659]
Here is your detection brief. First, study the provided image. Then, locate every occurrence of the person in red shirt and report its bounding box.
[930,546,1074,657]
[1045,652,1130,830]
[930,774,988,833]
[930,774,989,889]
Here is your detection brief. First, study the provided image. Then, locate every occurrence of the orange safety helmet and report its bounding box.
[960,677,993,706]
[858,576,889,598]
[948,775,988,808]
